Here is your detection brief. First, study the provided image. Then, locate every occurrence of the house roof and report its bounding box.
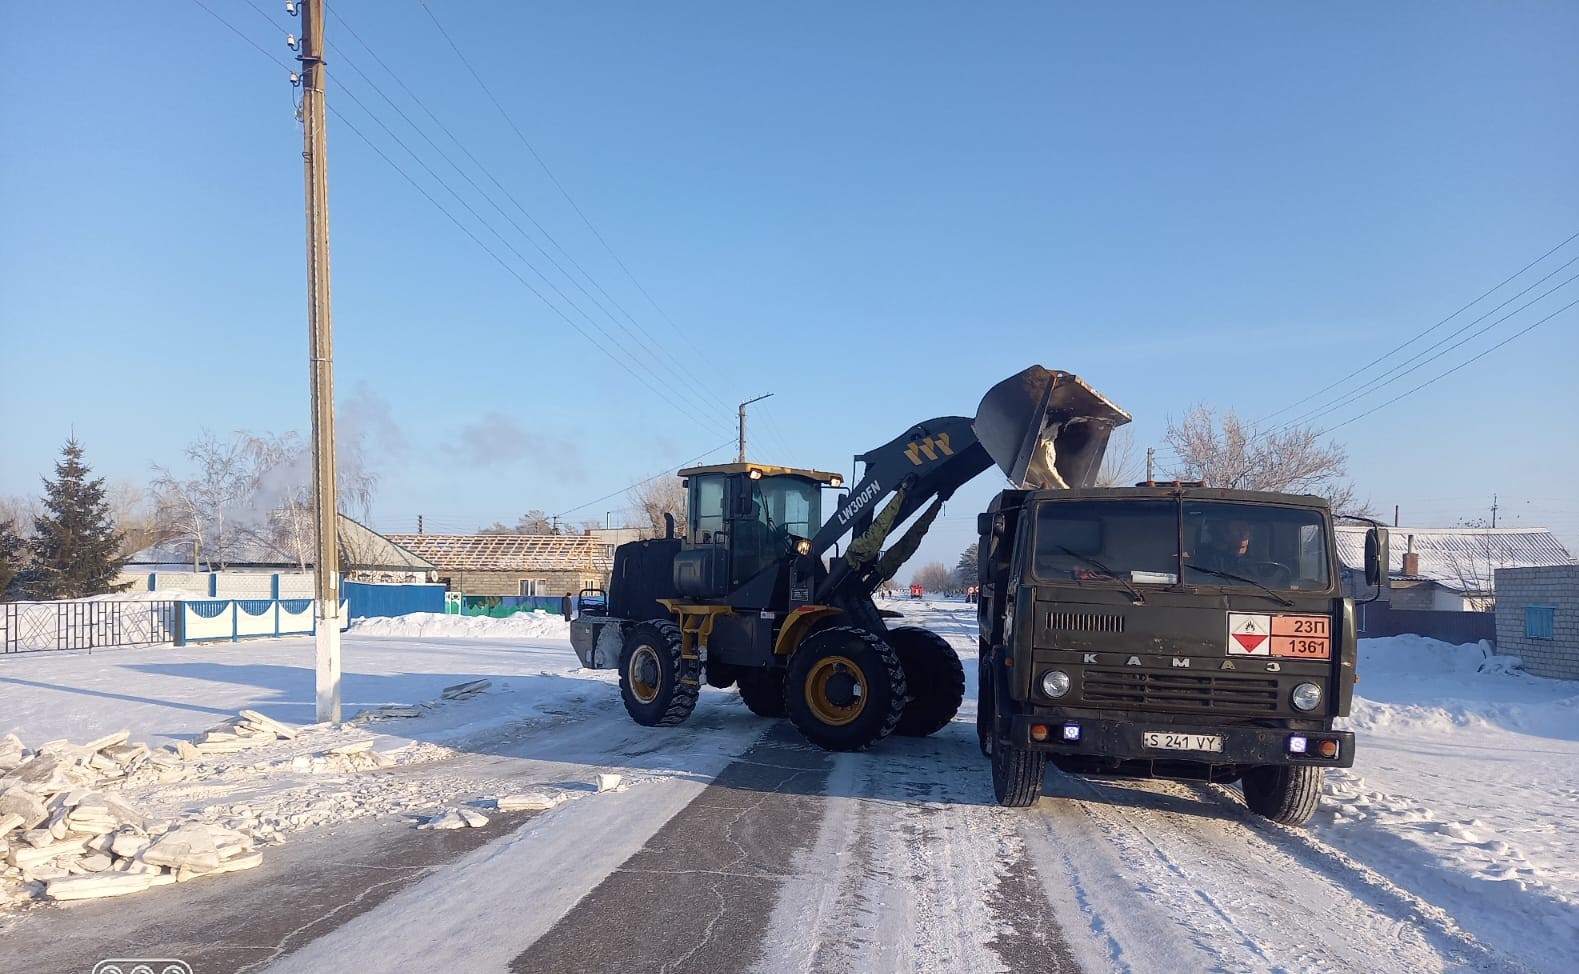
[1335,525,1573,593]
[384,534,616,573]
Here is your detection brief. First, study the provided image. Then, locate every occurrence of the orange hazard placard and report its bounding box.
[1271,615,1330,638]
[1270,615,1331,659]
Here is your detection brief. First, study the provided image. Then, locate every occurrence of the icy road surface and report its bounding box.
[1,602,1575,973]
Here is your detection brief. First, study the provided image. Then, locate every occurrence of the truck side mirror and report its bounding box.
[977,512,1005,538]
[1364,527,1388,588]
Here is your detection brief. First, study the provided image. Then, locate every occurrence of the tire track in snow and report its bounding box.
[755,724,1078,974]
[1021,770,1536,974]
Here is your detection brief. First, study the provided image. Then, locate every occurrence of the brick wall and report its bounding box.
[435,570,609,598]
[1494,565,1579,681]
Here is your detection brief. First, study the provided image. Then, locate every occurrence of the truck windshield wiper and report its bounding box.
[1057,545,1146,605]
[1183,564,1294,607]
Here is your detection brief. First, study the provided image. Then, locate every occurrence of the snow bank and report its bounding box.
[351,611,569,640]
[1349,634,1579,740]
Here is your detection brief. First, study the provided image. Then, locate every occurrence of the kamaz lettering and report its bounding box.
[836,481,883,526]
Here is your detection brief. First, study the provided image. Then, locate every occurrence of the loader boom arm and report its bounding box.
[809,367,1132,604]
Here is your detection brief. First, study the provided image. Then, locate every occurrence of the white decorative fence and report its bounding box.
[180,599,348,644]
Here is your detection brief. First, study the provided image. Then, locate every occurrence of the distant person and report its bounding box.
[561,592,573,621]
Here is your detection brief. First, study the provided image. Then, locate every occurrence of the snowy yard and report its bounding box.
[1,602,1576,973]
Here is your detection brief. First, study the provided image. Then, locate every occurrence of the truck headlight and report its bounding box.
[1040,670,1071,698]
[1291,682,1322,712]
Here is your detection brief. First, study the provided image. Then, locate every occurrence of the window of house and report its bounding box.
[519,579,548,597]
[1525,605,1556,640]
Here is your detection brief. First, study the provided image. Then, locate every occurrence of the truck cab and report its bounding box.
[977,484,1386,824]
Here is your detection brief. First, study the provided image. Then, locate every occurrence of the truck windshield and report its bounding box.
[1033,499,1331,592]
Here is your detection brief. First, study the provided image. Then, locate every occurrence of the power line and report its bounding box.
[1318,296,1577,435]
[555,440,734,519]
[416,1,703,356]
[324,98,730,439]
[326,8,737,419]
[1256,228,1579,426]
[1276,270,1579,432]
[188,0,734,439]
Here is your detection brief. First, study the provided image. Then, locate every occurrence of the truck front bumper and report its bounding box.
[1009,714,1354,768]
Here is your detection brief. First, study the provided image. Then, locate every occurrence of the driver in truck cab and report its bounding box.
[1192,516,1255,572]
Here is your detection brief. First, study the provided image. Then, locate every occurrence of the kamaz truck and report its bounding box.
[976,484,1386,824]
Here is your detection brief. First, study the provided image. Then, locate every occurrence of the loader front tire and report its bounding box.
[619,621,698,727]
[736,669,787,718]
[786,627,906,752]
[888,626,966,738]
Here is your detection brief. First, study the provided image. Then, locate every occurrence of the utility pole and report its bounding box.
[296,0,340,724]
[417,514,424,535]
[737,393,773,462]
[1146,447,1155,483]
[1491,493,1498,528]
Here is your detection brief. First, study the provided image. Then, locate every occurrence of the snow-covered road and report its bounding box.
[2,602,1575,973]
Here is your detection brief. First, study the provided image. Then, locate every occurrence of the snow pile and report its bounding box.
[1345,633,1579,739]
[1,731,264,906]
[351,611,569,640]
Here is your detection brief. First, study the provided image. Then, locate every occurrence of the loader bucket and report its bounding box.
[973,366,1132,489]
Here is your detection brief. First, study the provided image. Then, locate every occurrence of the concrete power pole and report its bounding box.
[298,0,341,723]
[737,393,773,462]
[1146,447,1155,483]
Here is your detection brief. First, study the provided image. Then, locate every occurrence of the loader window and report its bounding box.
[690,475,726,545]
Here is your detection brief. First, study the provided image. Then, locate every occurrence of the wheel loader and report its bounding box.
[570,365,1129,752]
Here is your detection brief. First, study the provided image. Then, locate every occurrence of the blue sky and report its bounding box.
[2,1,1576,571]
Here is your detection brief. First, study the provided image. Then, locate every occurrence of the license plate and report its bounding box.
[1143,731,1223,753]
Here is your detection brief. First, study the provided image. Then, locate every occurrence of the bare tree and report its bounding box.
[151,431,254,570]
[150,428,382,571]
[1163,404,1368,515]
[477,510,557,535]
[0,496,40,536]
[629,477,688,539]
[912,561,952,592]
[1095,427,1143,487]
[105,480,171,558]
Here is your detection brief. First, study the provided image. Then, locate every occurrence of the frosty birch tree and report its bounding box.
[1163,404,1366,515]
[151,431,253,570]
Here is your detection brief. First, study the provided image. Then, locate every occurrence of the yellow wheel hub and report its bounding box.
[804,654,868,726]
[629,645,662,704]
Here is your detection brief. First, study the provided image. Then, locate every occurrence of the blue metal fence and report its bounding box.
[344,582,446,619]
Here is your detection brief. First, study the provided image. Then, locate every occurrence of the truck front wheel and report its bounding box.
[991,739,1046,807]
[1240,764,1322,825]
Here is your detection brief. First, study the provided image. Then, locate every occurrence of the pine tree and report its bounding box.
[955,543,979,587]
[0,518,25,600]
[28,438,131,599]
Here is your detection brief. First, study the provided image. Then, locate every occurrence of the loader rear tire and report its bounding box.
[736,669,787,718]
[619,621,698,727]
[1240,764,1321,826]
[786,627,906,752]
[888,626,966,738]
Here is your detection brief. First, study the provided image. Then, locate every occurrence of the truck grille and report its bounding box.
[1049,611,1125,634]
[1081,669,1281,715]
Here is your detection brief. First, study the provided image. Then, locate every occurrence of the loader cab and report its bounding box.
[677,462,842,598]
